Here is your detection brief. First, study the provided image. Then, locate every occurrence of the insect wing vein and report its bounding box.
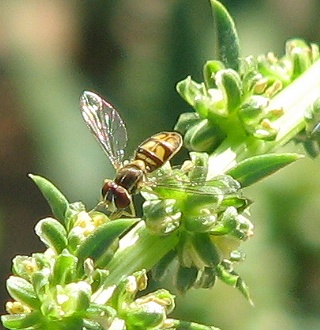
[80,91,127,168]
[151,170,240,196]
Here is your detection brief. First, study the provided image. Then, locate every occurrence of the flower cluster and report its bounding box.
[142,153,253,299]
[175,39,319,151]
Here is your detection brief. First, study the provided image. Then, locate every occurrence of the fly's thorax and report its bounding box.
[134,132,183,172]
[101,180,132,210]
[114,161,146,194]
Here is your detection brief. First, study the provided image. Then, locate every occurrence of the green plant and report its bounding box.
[2,1,320,329]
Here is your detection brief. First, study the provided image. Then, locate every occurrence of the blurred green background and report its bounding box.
[1,1,320,329]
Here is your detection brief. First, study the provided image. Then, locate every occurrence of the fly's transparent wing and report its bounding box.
[80,91,127,169]
[149,166,241,196]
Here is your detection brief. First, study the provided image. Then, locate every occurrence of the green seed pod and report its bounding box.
[31,269,49,298]
[252,120,278,140]
[186,152,209,182]
[41,281,91,318]
[125,289,174,328]
[35,218,68,254]
[217,207,254,240]
[242,69,267,96]
[189,151,209,168]
[175,265,198,293]
[265,80,283,98]
[63,282,92,314]
[184,119,225,152]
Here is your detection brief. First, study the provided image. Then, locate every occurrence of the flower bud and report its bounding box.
[184,119,225,152]
[183,213,217,233]
[203,60,225,89]
[238,95,270,126]
[286,39,313,79]
[176,76,206,110]
[215,69,242,113]
[143,199,181,235]
[174,112,202,135]
[257,52,291,85]
[12,256,39,281]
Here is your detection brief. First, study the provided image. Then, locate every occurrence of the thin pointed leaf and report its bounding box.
[29,174,69,223]
[76,218,138,266]
[210,0,240,71]
[227,153,303,187]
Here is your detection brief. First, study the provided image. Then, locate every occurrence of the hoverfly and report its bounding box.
[80,91,183,217]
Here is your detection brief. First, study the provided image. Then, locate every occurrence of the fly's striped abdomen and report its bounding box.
[134,132,182,172]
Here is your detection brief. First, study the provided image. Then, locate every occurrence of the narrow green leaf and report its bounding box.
[203,60,225,89]
[6,276,40,310]
[227,153,303,187]
[1,311,44,329]
[210,0,240,71]
[195,267,216,289]
[192,233,221,267]
[76,218,138,265]
[216,261,253,305]
[215,69,242,112]
[52,250,78,285]
[176,76,207,110]
[175,265,198,293]
[152,249,177,281]
[29,174,69,224]
[35,218,67,254]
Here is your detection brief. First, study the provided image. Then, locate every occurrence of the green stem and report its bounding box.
[103,221,179,287]
[207,58,320,177]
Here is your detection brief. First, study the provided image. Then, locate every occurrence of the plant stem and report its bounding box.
[103,221,179,287]
[207,58,320,177]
